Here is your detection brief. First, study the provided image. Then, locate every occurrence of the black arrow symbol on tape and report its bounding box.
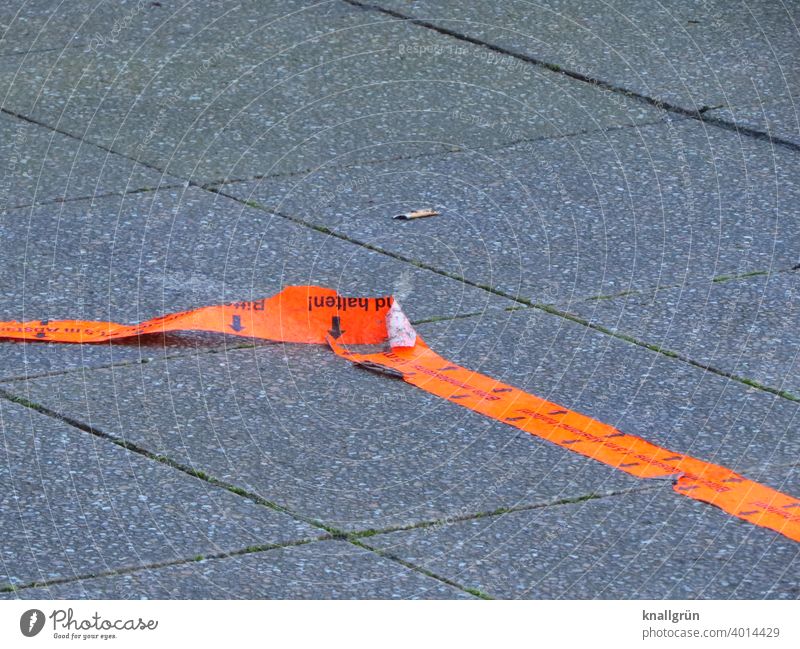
[328,316,345,340]
[229,315,245,333]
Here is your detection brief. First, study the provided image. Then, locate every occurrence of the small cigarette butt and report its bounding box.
[393,208,439,220]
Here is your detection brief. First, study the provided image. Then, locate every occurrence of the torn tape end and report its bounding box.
[386,300,417,348]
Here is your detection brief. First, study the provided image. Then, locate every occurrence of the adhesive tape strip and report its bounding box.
[2,285,798,542]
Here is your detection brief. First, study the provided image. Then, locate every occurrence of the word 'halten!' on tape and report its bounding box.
[1,285,798,543]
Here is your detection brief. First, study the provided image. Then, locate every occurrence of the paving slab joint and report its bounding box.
[3,183,186,213]
[341,0,800,153]
[0,537,326,595]
[0,107,169,175]
[532,304,800,403]
[0,387,337,531]
[0,341,264,385]
[207,187,522,304]
[582,266,795,304]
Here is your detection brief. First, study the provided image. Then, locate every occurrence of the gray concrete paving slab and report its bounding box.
[0,397,320,590]
[0,2,662,183]
[0,186,508,380]
[2,336,644,532]
[367,468,800,599]
[413,308,800,483]
[6,305,799,532]
[218,118,800,304]
[0,0,331,57]
[708,99,800,148]
[566,270,800,398]
[0,540,473,599]
[1,0,797,602]
[367,0,800,141]
[0,111,173,210]
[0,0,158,56]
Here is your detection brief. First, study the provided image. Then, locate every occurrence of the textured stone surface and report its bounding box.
[367,0,800,141]
[0,186,508,380]
[1,540,473,599]
[1,0,797,601]
[3,331,643,532]
[8,305,800,533]
[566,270,800,397]
[0,111,173,210]
[707,100,800,147]
[368,469,800,599]
[0,397,320,589]
[0,1,360,58]
[414,308,800,481]
[219,118,800,304]
[0,1,662,182]
[0,0,171,56]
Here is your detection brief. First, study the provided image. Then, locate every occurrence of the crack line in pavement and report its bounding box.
[0,387,327,525]
[0,309,520,384]
[1,4,796,597]
[579,266,797,304]
[533,303,800,402]
[0,107,170,177]
[3,265,790,386]
[199,116,674,190]
[0,341,267,385]
[6,174,798,404]
[342,0,800,154]
[346,538,493,599]
[0,534,483,599]
[0,307,519,384]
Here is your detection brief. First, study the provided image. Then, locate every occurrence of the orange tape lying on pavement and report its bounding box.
[1,285,798,542]
[0,286,392,346]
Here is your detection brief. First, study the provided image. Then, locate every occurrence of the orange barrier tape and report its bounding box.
[2,285,799,542]
[0,286,392,346]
